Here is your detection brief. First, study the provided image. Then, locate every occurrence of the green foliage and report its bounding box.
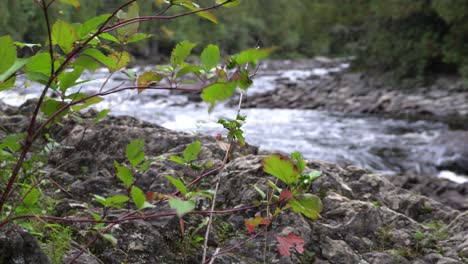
[168,198,196,217]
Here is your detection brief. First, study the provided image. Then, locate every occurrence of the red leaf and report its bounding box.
[275,233,305,257]
[280,189,294,200]
[244,213,271,234]
[146,191,157,201]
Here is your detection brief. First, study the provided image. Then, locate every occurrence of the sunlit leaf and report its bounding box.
[126,138,145,167]
[52,20,78,53]
[71,96,103,112]
[216,0,240,7]
[106,195,129,207]
[291,152,305,172]
[137,71,164,93]
[58,66,84,92]
[108,51,131,71]
[0,36,16,75]
[165,175,187,195]
[235,48,271,65]
[101,234,117,246]
[263,155,300,184]
[169,155,186,165]
[201,82,236,109]
[183,141,201,162]
[93,109,110,124]
[82,48,117,69]
[201,44,220,70]
[126,33,152,44]
[170,41,196,67]
[79,14,111,37]
[289,194,322,219]
[23,188,40,207]
[114,161,134,187]
[131,186,146,209]
[168,198,195,217]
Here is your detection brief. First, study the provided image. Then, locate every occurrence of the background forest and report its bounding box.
[2,0,468,83]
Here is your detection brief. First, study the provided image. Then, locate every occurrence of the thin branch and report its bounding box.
[102,0,231,33]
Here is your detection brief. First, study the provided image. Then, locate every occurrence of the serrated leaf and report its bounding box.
[291,152,305,172]
[165,175,187,195]
[201,82,236,109]
[170,41,196,67]
[114,161,133,187]
[183,141,201,162]
[201,44,220,70]
[244,213,270,234]
[289,194,322,220]
[23,188,40,207]
[137,71,163,93]
[276,233,304,257]
[82,48,117,69]
[60,0,80,8]
[26,52,52,75]
[79,14,111,37]
[0,36,17,76]
[108,51,130,72]
[168,198,195,217]
[263,155,300,185]
[131,186,146,209]
[52,20,78,53]
[101,234,117,246]
[74,56,100,71]
[126,138,145,167]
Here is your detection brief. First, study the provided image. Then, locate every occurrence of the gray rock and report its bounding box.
[0,225,50,264]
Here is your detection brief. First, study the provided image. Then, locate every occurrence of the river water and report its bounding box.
[1,62,466,183]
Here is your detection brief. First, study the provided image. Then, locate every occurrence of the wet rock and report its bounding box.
[434,131,468,175]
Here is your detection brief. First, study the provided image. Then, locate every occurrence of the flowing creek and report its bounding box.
[1,62,467,183]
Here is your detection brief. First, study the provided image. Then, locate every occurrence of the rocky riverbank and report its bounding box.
[240,59,468,129]
[1,103,467,263]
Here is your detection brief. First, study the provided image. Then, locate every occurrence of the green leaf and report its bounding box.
[93,109,110,124]
[0,133,24,151]
[131,186,146,209]
[23,188,40,207]
[59,0,80,8]
[263,155,300,185]
[236,69,253,90]
[74,56,100,71]
[165,175,187,195]
[106,195,129,207]
[0,58,28,83]
[168,198,196,217]
[101,234,117,246]
[138,159,152,172]
[41,98,67,118]
[93,195,107,207]
[82,48,117,69]
[137,71,164,93]
[183,141,201,162]
[291,152,305,172]
[201,82,236,109]
[176,65,202,78]
[58,66,84,92]
[126,138,145,167]
[126,33,152,44]
[0,76,15,91]
[0,36,17,75]
[201,44,220,70]
[235,48,271,65]
[289,194,322,220]
[169,155,186,165]
[79,14,111,37]
[26,52,52,75]
[114,161,134,187]
[170,41,197,67]
[99,33,120,43]
[52,20,78,53]
[117,2,140,38]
